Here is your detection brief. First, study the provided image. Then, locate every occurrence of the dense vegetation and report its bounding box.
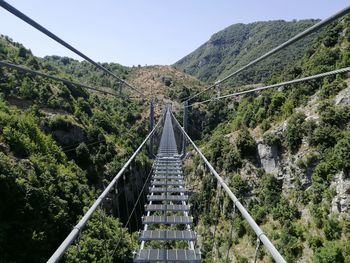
[1,10,350,263]
[42,55,131,90]
[174,19,319,86]
[0,35,150,262]
[184,15,350,262]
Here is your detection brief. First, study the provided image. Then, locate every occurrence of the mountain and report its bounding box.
[184,14,350,262]
[174,19,320,86]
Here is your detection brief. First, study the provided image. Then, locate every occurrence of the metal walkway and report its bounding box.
[134,109,201,262]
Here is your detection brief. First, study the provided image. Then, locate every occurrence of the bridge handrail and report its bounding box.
[47,116,163,263]
[170,111,286,263]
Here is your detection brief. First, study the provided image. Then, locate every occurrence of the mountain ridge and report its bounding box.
[174,19,320,86]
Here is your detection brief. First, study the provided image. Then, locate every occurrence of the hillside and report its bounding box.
[184,15,350,262]
[0,34,207,262]
[127,65,206,111]
[174,19,319,86]
[40,56,206,105]
[0,35,148,262]
[1,11,350,262]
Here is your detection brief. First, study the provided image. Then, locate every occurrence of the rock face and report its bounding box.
[257,141,313,190]
[257,142,280,174]
[257,119,315,190]
[331,171,350,213]
[335,85,350,106]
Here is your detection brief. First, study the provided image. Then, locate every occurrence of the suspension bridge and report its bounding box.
[1,0,350,262]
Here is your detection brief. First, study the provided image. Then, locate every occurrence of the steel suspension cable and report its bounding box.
[187,66,350,107]
[0,60,119,96]
[108,166,154,262]
[185,4,350,102]
[170,111,286,263]
[47,116,163,263]
[0,0,145,97]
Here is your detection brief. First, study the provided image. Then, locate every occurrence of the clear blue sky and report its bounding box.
[0,0,349,66]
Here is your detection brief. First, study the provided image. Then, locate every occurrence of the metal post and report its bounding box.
[149,99,154,157]
[182,101,188,157]
[254,238,261,263]
[118,81,123,98]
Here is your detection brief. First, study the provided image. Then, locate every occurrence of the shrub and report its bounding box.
[308,236,323,250]
[230,173,249,199]
[284,112,305,152]
[236,127,256,157]
[313,242,345,263]
[318,101,350,128]
[257,174,281,208]
[223,148,242,172]
[48,115,75,131]
[333,134,350,172]
[263,132,281,146]
[310,125,340,150]
[268,91,286,115]
[323,215,342,240]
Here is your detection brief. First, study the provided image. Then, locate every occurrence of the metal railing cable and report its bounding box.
[0,60,120,97]
[185,4,350,102]
[170,111,286,263]
[47,116,163,263]
[63,141,102,153]
[108,166,154,262]
[0,0,145,97]
[187,66,350,107]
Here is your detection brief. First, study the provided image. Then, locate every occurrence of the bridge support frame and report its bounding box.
[182,101,188,158]
[149,99,154,157]
[118,81,123,98]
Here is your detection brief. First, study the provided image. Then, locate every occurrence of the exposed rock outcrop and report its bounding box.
[335,84,350,106]
[331,171,350,213]
[257,142,280,175]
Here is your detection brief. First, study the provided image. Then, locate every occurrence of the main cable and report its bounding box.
[185,4,350,102]
[0,0,145,97]
[187,66,350,107]
[0,60,119,96]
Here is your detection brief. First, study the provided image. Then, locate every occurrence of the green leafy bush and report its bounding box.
[235,127,256,157]
[284,112,305,152]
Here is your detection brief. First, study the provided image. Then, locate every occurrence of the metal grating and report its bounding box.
[151,181,184,186]
[134,249,201,262]
[154,171,183,175]
[153,175,184,180]
[142,216,193,224]
[154,166,181,173]
[139,230,197,241]
[149,187,186,193]
[147,195,188,202]
[145,204,190,212]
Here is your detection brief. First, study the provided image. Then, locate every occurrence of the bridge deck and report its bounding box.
[134,109,201,262]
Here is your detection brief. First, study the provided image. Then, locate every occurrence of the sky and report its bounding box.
[0,0,349,66]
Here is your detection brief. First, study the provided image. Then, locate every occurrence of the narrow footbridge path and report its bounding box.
[134,109,201,262]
